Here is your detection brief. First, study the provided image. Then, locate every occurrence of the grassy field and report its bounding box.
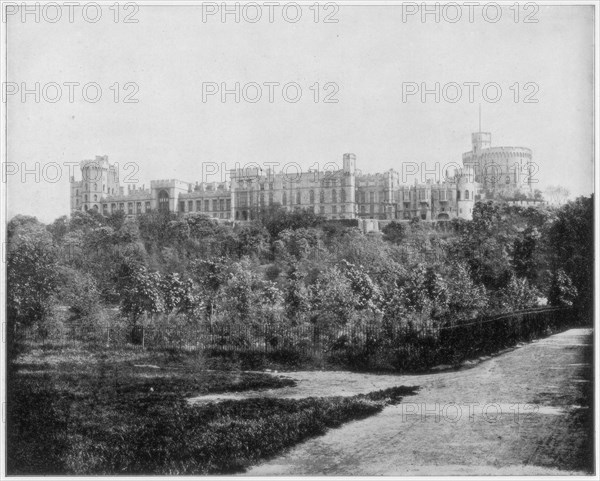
[7,345,416,475]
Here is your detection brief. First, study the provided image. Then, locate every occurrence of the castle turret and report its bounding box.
[457,165,476,220]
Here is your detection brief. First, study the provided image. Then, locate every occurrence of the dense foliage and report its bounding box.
[7,197,594,360]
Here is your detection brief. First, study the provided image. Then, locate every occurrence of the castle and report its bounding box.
[70,130,535,229]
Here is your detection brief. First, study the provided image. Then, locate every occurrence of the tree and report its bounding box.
[382,221,407,245]
[546,195,594,318]
[494,274,540,312]
[118,262,164,325]
[7,217,59,358]
[548,269,577,307]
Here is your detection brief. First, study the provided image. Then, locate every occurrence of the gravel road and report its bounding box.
[236,328,593,476]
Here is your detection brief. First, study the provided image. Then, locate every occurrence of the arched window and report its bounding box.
[341,188,346,203]
[320,190,325,203]
[296,191,301,205]
[282,192,287,205]
[332,189,337,203]
[158,190,169,213]
[309,190,315,204]
[465,190,469,200]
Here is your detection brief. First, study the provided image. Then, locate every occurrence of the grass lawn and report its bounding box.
[7,345,417,475]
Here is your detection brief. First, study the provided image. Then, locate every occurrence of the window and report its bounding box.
[320,206,325,214]
[341,189,346,203]
[260,183,265,190]
[309,190,315,204]
[204,200,210,211]
[226,199,231,211]
[457,190,461,200]
[145,201,150,212]
[188,200,193,211]
[332,189,337,203]
[269,183,274,190]
[465,190,469,200]
[84,194,88,202]
[418,190,425,201]
[296,191,301,205]
[128,203,133,214]
[137,202,142,213]
[440,190,447,201]
[103,204,108,212]
[94,183,97,190]
[505,175,511,184]
[361,205,365,213]
[76,189,79,196]
[119,203,124,211]
[269,193,273,205]
[219,199,225,211]
[196,200,201,211]
[260,194,265,207]
[332,205,337,214]
[282,192,287,205]
[370,192,375,204]
[320,190,325,203]
[158,190,169,212]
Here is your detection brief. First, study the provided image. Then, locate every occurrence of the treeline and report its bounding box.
[6,197,594,357]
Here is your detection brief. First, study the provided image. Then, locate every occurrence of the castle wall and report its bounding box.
[72,130,540,226]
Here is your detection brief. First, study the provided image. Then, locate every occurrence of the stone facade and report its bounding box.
[462,131,534,198]
[71,131,534,225]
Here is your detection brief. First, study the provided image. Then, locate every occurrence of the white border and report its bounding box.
[0,1,597,480]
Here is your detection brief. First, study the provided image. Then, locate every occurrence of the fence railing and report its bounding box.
[18,307,578,369]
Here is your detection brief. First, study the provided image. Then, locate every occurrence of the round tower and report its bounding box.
[456,165,476,220]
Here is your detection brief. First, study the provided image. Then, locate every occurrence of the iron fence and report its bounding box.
[18,307,577,369]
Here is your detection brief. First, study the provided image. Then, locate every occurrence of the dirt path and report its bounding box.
[236,328,593,476]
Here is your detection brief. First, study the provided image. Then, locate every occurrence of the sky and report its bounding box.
[4,2,595,223]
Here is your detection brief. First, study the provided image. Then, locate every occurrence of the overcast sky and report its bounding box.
[5,3,595,223]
